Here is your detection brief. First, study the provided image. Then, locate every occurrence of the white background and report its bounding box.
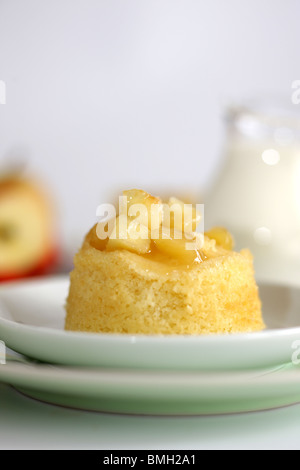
[0,0,299,247]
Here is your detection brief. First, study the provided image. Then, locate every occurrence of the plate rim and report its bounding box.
[1,275,300,344]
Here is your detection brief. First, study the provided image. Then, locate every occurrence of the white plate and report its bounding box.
[0,355,300,415]
[0,276,300,371]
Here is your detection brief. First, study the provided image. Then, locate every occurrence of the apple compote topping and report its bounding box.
[94,189,233,267]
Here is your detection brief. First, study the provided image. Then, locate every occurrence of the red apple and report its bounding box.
[0,177,58,281]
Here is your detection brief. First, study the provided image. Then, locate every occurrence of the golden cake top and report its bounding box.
[92,189,234,268]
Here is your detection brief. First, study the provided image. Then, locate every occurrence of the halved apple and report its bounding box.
[0,177,58,280]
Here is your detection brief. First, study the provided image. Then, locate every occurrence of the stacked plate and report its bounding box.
[0,276,300,415]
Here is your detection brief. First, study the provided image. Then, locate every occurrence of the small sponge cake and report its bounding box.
[65,209,264,335]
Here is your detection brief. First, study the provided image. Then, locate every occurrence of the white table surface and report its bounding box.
[1,383,300,450]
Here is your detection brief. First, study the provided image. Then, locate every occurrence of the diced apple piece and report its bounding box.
[123,189,161,207]
[123,189,162,231]
[164,197,201,233]
[107,216,151,254]
[107,236,151,255]
[152,227,199,264]
[205,227,234,251]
